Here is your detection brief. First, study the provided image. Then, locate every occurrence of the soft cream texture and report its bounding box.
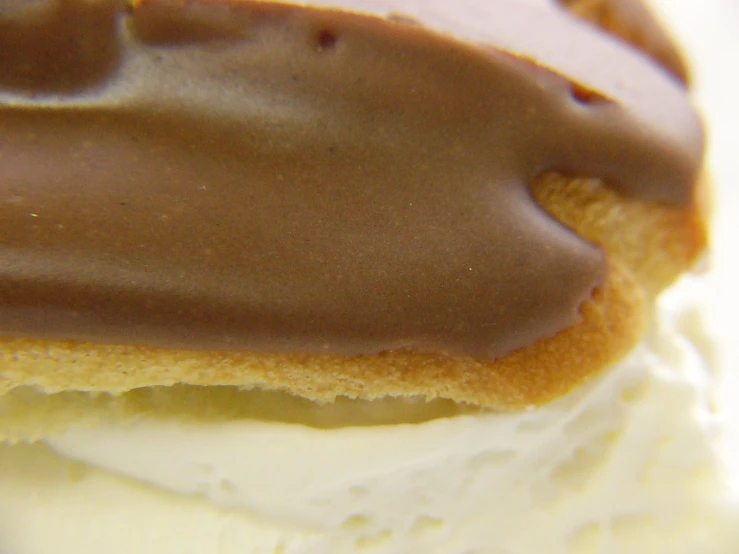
[1,276,737,554]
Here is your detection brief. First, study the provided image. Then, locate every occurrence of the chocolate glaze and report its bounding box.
[556,0,689,83]
[0,0,121,92]
[0,0,703,360]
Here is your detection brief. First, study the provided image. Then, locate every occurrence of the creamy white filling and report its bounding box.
[24,276,734,554]
[42,336,709,532]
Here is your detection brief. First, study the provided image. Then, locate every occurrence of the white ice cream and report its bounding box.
[1,276,737,554]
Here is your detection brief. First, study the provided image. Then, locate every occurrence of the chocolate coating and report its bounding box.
[0,0,703,360]
[556,0,690,83]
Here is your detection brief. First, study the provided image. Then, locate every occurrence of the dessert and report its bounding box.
[0,0,708,414]
[0,0,736,552]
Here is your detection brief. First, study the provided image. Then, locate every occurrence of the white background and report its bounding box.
[650,0,739,482]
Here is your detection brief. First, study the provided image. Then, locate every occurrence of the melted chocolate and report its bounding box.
[0,0,703,359]
[556,0,689,83]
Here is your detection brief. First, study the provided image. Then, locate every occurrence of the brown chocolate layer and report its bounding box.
[0,0,702,360]
[556,0,689,83]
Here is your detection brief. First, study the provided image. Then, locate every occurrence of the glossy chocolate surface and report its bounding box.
[0,0,703,359]
[556,0,689,83]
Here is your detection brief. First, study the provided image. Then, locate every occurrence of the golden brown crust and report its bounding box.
[0,173,706,410]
